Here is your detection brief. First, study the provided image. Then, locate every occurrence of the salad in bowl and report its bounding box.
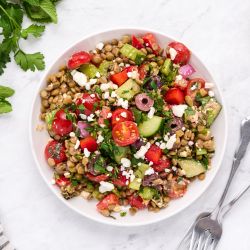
[39,32,222,218]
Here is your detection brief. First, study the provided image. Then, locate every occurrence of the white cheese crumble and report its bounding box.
[74,139,80,149]
[172,105,188,118]
[145,167,155,176]
[51,179,56,185]
[160,142,167,150]
[111,91,117,98]
[121,158,131,168]
[182,127,186,131]
[97,134,104,144]
[71,70,87,87]
[175,75,183,81]
[155,141,160,147]
[169,47,178,60]
[117,98,129,109]
[188,141,194,146]
[69,132,75,137]
[87,114,95,122]
[64,172,71,178]
[127,70,139,79]
[80,114,87,120]
[205,82,214,89]
[165,168,171,173]
[90,94,95,98]
[99,181,114,193]
[106,166,113,172]
[208,90,215,97]
[147,107,156,119]
[119,62,125,67]
[100,82,118,92]
[96,42,104,50]
[120,111,127,118]
[172,166,177,171]
[149,161,153,166]
[107,112,112,118]
[164,134,169,141]
[166,134,177,150]
[83,148,91,157]
[190,84,197,91]
[95,110,101,116]
[134,142,151,159]
[103,91,110,99]
[96,72,101,78]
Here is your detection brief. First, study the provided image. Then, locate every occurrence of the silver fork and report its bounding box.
[178,116,250,250]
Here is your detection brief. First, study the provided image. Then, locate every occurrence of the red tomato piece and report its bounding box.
[52,110,73,136]
[110,70,128,86]
[132,35,144,49]
[186,78,205,100]
[112,121,139,146]
[112,173,127,187]
[111,108,133,126]
[85,173,109,183]
[142,33,161,55]
[67,51,92,69]
[44,140,67,164]
[145,144,162,164]
[98,107,111,125]
[164,88,185,105]
[128,195,146,209]
[167,179,187,199]
[76,93,100,116]
[96,194,119,211]
[138,64,147,80]
[153,158,171,172]
[168,42,190,65]
[80,136,98,152]
[55,176,71,187]
[126,65,138,73]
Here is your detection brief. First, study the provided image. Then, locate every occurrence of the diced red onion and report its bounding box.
[178,64,195,78]
[77,121,90,138]
[135,93,154,111]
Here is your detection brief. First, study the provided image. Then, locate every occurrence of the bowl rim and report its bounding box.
[29,27,228,227]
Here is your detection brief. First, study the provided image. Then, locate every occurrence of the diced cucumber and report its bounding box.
[120,44,146,65]
[196,148,207,156]
[98,60,112,76]
[139,187,157,200]
[129,178,142,190]
[45,110,57,129]
[138,116,163,137]
[116,79,140,100]
[203,98,222,127]
[79,63,98,78]
[177,159,206,178]
[113,146,130,164]
[129,163,149,190]
[161,58,172,76]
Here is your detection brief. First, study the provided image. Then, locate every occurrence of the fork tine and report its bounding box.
[203,232,212,250]
[197,233,205,250]
[189,229,197,250]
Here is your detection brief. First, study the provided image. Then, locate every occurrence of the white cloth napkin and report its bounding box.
[0,224,15,250]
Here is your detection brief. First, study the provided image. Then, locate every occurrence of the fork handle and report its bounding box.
[211,135,250,220]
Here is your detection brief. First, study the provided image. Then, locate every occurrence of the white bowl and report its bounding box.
[29,28,228,226]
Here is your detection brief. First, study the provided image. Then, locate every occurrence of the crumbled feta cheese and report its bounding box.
[121,158,131,168]
[80,114,87,120]
[106,166,113,172]
[64,172,71,178]
[182,127,186,131]
[148,107,156,119]
[95,110,101,116]
[92,49,97,54]
[160,142,167,150]
[103,91,110,99]
[165,168,171,173]
[179,151,188,157]
[90,94,95,98]
[145,167,155,176]
[126,180,129,185]
[155,141,160,147]
[119,63,125,67]
[97,134,104,144]
[125,64,130,67]
[74,140,80,149]
[164,134,169,141]
[190,84,197,91]
[87,114,95,122]
[134,142,151,159]
[120,111,127,118]
[166,134,177,150]
[100,83,110,92]
[117,98,129,109]
[96,72,101,78]
[169,47,178,60]
[127,70,139,79]
[99,124,105,128]
[111,91,117,98]
[205,82,214,89]
[81,190,91,199]
[188,141,194,146]
[138,162,142,166]
[96,42,104,50]
[107,112,112,118]
[69,132,75,137]
[51,179,56,185]
[149,161,153,166]
[84,148,91,157]
[130,174,135,182]
[208,90,215,97]
[175,75,183,81]
[99,181,114,193]
[172,166,177,171]
[172,105,188,118]
[71,70,87,87]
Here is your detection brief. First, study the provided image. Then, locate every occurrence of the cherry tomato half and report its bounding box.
[67,51,92,69]
[76,93,100,116]
[52,110,73,136]
[164,88,185,105]
[145,144,162,164]
[132,35,144,49]
[186,78,205,100]
[153,158,171,172]
[96,194,120,211]
[44,140,67,164]
[167,179,188,199]
[168,42,190,65]
[112,121,139,146]
[128,194,146,209]
[111,108,133,126]
[142,33,161,55]
[138,64,147,80]
[85,173,109,183]
[112,173,127,187]
[98,107,111,126]
[80,136,98,152]
[55,176,71,187]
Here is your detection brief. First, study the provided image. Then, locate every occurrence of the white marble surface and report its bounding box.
[1,0,250,249]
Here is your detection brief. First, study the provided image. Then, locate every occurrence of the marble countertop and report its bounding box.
[1,0,250,249]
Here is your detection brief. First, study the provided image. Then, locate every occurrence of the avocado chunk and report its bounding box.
[138,116,163,137]
[177,159,206,178]
[203,98,222,127]
[116,79,140,100]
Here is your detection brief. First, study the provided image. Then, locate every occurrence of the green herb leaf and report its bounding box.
[14,50,45,71]
[21,24,45,39]
[0,85,15,98]
[185,107,195,116]
[0,99,12,114]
